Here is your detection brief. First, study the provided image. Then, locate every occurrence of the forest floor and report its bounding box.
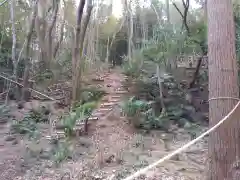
[0,68,208,180]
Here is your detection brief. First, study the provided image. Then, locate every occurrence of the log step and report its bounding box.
[109,99,120,102]
[111,95,121,98]
[98,108,112,112]
[100,102,116,107]
[116,91,128,94]
[88,117,99,121]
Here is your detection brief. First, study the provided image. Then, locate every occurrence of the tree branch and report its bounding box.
[172,2,184,18]
[173,0,190,35]
[0,0,8,6]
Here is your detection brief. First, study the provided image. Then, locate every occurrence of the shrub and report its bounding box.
[60,101,98,137]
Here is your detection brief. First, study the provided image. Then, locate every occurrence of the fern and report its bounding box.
[61,101,98,137]
[121,97,150,117]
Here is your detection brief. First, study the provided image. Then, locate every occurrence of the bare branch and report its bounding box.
[172,0,190,35]
[0,74,55,101]
[0,0,8,6]
[172,2,184,18]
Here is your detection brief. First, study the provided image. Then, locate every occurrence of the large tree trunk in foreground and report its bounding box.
[207,0,240,179]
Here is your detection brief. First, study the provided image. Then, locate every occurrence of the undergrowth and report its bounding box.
[51,140,72,164]
[121,96,202,132]
[59,101,98,137]
[0,104,11,123]
[10,108,48,139]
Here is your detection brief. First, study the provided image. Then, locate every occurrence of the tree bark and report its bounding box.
[72,0,86,72]
[207,0,240,179]
[46,0,59,64]
[35,0,60,69]
[72,0,93,104]
[165,0,170,23]
[9,0,17,77]
[21,1,38,101]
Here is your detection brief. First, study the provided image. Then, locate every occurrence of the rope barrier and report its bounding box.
[121,100,240,180]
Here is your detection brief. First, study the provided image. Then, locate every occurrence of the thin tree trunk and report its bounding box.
[53,2,66,59]
[156,65,165,115]
[207,0,240,179]
[6,0,19,102]
[9,0,17,77]
[166,0,170,23]
[21,1,38,101]
[46,0,59,64]
[72,0,86,72]
[189,56,202,88]
[72,0,93,104]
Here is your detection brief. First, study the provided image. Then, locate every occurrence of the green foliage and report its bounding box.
[79,87,106,105]
[0,105,10,123]
[60,101,98,137]
[122,50,145,78]
[122,60,142,78]
[121,96,198,131]
[51,140,71,164]
[235,5,240,60]
[121,96,151,117]
[120,96,169,130]
[35,69,54,82]
[10,108,48,138]
[11,116,39,139]
[187,20,208,53]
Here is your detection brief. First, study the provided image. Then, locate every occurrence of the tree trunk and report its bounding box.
[166,0,170,23]
[189,56,202,88]
[21,1,38,101]
[72,0,93,104]
[207,0,240,179]
[156,65,165,115]
[72,0,86,73]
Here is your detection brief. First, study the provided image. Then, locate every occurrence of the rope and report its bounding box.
[121,100,240,180]
[208,97,240,102]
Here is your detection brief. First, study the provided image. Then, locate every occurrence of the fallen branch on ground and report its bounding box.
[0,74,55,101]
[0,91,7,97]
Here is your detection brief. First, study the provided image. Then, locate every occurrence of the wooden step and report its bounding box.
[47,132,65,140]
[56,130,65,136]
[92,112,104,117]
[111,95,121,98]
[76,121,84,126]
[88,117,99,121]
[98,108,112,112]
[109,99,120,102]
[100,102,116,107]
[73,126,82,131]
[116,91,128,94]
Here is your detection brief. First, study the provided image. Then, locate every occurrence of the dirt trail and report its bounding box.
[0,69,207,180]
[89,70,133,167]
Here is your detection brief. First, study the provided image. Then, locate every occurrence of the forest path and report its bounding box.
[72,69,207,179]
[15,68,207,180]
